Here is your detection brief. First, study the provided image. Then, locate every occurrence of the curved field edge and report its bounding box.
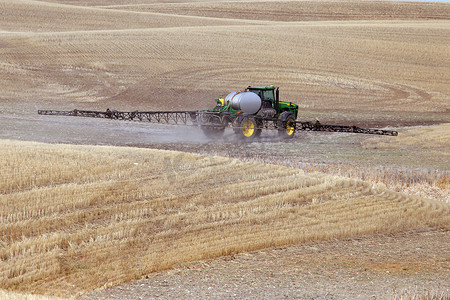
[363,123,450,151]
[0,0,258,33]
[0,139,448,297]
[97,0,450,22]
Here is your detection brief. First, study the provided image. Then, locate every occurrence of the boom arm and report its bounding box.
[37,109,398,136]
[38,109,198,125]
[296,121,398,136]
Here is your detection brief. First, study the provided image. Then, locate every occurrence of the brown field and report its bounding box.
[0,139,448,298]
[0,0,449,298]
[363,123,450,150]
[0,0,449,121]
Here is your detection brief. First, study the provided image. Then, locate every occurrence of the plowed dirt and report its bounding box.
[80,230,449,299]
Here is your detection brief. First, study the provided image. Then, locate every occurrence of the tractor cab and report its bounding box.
[248,86,276,103]
[247,86,278,118]
[247,86,298,119]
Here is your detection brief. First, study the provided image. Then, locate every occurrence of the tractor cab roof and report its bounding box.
[247,86,277,90]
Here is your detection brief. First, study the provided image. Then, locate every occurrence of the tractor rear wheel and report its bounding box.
[201,116,225,138]
[278,111,296,139]
[238,117,260,140]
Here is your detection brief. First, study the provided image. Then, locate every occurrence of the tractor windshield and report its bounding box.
[263,90,274,102]
[248,88,262,99]
[248,88,274,102]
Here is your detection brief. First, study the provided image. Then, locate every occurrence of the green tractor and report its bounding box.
[38,85,399,139]
[200,86,299,139]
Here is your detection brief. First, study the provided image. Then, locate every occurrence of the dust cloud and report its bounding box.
[0,104,290,149]
[0,112,216,146]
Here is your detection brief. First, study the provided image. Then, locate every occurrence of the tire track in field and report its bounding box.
[0,0,260,33]
[1,20,448,112]
[126,64,442,112]
[95,1,450,22]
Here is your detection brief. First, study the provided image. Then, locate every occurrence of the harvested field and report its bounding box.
[100,1,450,21]
[0,0,254,32]
[0,139,448,297]
[0,1,448,122]
[80,230,450,300]
[363,123,450,151]
[1,0,449,298]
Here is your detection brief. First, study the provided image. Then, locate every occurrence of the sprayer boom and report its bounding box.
[38,108,398,137]
[38,109,198,125]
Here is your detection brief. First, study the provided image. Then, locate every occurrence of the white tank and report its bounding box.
[225,91,261,114]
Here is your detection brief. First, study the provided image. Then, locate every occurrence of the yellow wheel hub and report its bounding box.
[242,120,255,137]
[286,121,295,135]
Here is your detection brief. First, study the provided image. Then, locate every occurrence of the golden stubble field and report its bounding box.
[0,0,449,298]
[0,0,449,119]
[0,139,448,297]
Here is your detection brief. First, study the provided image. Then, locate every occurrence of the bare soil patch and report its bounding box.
[79,230,450,299]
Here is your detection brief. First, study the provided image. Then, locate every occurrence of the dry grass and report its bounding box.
[0,1,448,118]
[363,123,450,151]
[0,139,448,297]
[224,123,450,203]
[0,1,449,297]
[237,155,450,204]
[0,289,60,300]
[360,124,450,201]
